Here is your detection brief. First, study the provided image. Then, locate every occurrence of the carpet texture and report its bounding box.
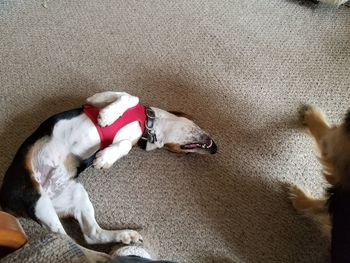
[0,0,349,262]
[1,232,88,263]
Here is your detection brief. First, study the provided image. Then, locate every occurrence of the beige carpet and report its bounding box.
[1,0,350,262]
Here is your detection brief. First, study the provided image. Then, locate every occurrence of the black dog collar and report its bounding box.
[138,107,157,150]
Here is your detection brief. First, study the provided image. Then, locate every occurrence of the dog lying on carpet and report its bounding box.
[0,91,217,248]
[289,106,350,262]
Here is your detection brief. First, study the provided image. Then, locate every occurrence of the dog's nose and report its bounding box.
[201,136,217,154]
[208,140,217,154]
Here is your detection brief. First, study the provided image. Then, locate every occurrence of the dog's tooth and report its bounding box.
[206,140,213,148]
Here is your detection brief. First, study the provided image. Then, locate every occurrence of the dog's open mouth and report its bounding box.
[180,140,214,150]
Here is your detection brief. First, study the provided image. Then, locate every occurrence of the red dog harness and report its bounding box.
[83,103,146,150]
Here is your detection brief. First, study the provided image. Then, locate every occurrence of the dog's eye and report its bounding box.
[169,111,193,120]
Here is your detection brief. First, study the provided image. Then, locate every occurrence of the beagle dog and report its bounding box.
[289,106,350,262]
[0,92,217,248]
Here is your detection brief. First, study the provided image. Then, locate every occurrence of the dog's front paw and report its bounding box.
[299,105,313,126]
[98,107,120,127]
[93,150,115,169]
[299,105,326,128]
[117,230,143,245]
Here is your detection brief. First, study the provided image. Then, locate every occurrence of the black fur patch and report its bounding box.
[344,110,350,135]
[0,108,84,222]
[76,153,96,175]
[138,138,148,150]
[328,186,350,262]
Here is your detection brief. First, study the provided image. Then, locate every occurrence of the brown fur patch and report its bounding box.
[64,154,79,179]
[169,111,193,120]
[25,147,40,192]
[164,143,186,154]
[57,212,72,219]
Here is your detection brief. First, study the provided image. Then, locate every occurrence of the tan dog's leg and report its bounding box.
[301,105,339,185]
[289,186,331,236]
[301,106,330,141]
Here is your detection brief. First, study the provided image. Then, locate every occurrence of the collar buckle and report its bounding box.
[138,106,157,149]
[146,108,155,119]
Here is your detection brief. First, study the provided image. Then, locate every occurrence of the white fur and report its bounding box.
[31,115,100,197]
[35,194,66,235]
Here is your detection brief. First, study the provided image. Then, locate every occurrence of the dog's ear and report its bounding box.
[169,111,193,120]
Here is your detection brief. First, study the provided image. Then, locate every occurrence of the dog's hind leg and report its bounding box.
[289,185,331,236]
[36,195,110,262]
[86,92,127,108]
[86,92,139,127]
[35,194,67,234]
[52,181,142,245]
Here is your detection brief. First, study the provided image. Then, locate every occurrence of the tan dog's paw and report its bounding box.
[299,105,312,126]
[289,185,310,211]
[299,105,326,128]
[299,104,316,127]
